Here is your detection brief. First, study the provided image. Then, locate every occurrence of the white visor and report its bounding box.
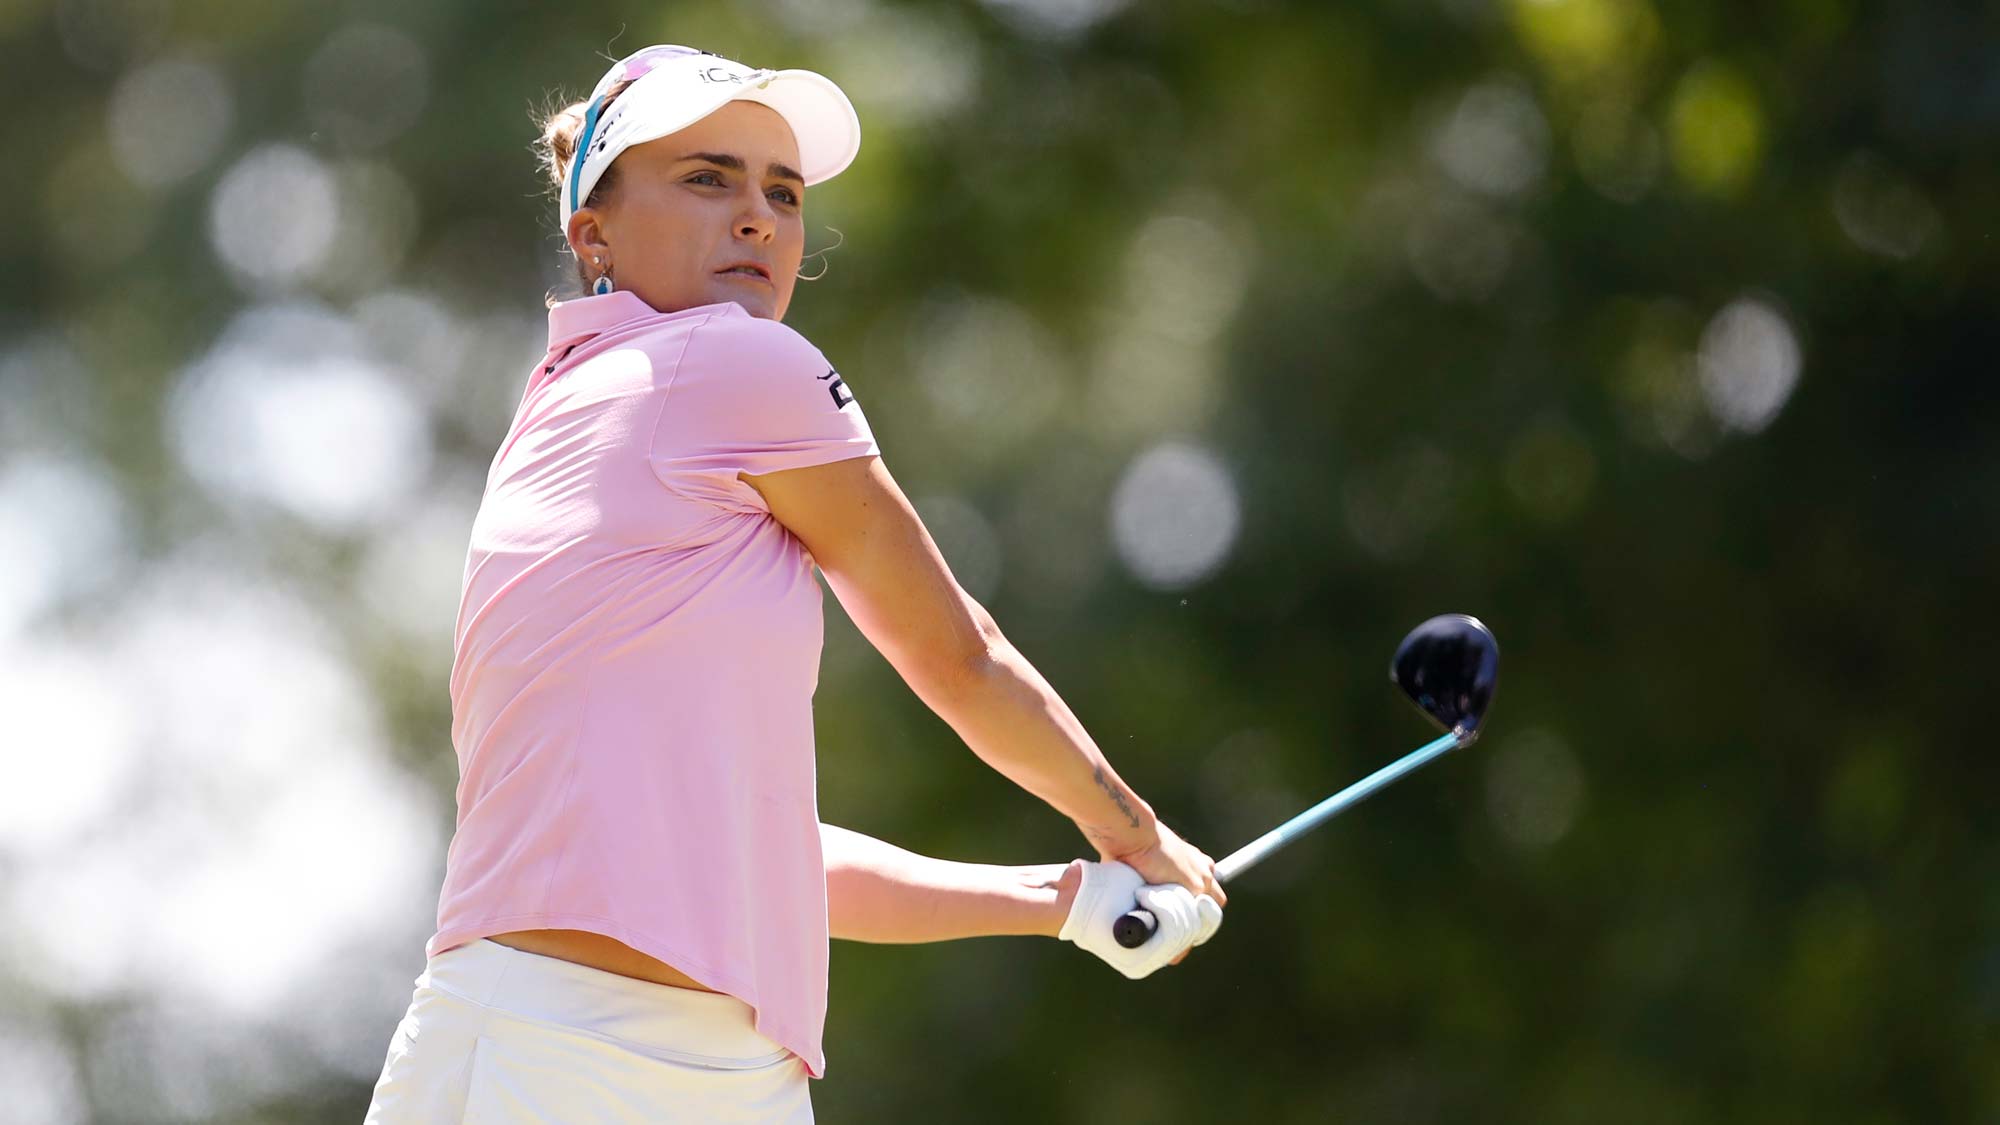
[562,45,861,227]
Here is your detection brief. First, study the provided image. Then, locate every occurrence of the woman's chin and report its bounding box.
[715,290,782,320]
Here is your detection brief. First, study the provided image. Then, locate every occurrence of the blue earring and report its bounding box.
[592,259,613,295]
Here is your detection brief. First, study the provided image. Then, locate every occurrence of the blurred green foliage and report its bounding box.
[5,0,1996,1121]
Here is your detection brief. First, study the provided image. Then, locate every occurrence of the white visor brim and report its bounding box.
[563,51,860,226]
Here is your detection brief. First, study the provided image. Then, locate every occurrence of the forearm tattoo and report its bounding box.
[1092,765,1142,829]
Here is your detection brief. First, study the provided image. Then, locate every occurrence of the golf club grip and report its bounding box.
[1113,908,1156,948]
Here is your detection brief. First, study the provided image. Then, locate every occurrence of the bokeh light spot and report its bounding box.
[1110,441,1241,590]
[9,558,442,1020]
[1118,209,1251,344]
[0,639,138,859]
[0,454,128,638]
[909,295,1067,459]
[1832,152,1941,261]
[303,24,431,152]
[168,303,434,531]
[1406,196,1517,303]
[1697,296,1801,433]
[1485,727,1586,849]
[1610,300,1715,458]
[1572,98,1663,202]
[1089,200,1252,438]
[754,0,876,36]
[980,0,1132,38]
[207,145,339,290]
[353,289,471,397]
[106,55,234,188]
[827,8,978,127]
[1431,79,1550,197]
[1668,64,1765,197]
[1508,0,1659,88]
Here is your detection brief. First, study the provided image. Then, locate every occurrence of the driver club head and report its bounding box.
[1391,614,1500,741]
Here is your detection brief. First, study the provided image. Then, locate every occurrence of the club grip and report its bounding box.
[1112,908,1156,948]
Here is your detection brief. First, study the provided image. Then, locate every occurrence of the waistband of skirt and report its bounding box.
[420,938,790,1068]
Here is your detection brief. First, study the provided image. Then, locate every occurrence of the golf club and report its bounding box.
[1112,614,1501,949]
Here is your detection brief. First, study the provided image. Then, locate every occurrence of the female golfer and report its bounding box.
[363,44,1224,1123]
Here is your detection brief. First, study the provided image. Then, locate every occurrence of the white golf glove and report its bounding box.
[1059,859,1224,980]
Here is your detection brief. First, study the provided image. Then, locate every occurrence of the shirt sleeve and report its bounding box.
[648,313,879,512]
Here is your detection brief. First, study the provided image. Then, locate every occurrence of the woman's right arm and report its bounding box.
[742,454,1224,906]
[821,822,1079,943]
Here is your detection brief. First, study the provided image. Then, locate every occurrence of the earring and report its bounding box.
[592,258,613,296]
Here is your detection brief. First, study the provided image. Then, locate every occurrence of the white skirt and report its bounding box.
[363,938,813,1124]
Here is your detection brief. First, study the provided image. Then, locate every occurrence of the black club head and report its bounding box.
[1390,614,1500,741]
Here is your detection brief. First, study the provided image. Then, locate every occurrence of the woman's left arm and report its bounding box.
[822,823,1081,943]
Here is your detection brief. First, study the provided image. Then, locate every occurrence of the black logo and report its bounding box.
[816,368,855,409]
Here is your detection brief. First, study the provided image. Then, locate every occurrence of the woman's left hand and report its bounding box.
[1096,819,1226,914]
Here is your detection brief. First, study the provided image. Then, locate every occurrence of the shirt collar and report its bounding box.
[545,292,749,351]
[545,291,665,350]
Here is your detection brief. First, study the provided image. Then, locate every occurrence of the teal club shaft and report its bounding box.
[1214,729,1468,882]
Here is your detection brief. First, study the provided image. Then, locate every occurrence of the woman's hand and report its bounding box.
[1058,858,1224,977]
[1095,820,1226,911]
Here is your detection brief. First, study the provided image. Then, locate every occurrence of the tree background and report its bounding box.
[1,0,1993,1121]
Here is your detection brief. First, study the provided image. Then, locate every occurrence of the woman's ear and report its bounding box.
[567,208,611,264]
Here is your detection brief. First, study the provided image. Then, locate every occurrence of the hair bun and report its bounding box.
[536,97,591,199]
[534,78,636,208]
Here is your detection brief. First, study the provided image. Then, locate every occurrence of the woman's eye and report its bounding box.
[768,187,799,206]
[688,170,724,186]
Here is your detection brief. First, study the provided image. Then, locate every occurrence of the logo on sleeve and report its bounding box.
[816,368,855,409]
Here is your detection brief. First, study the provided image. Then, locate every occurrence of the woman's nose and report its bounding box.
[737,197,775,240]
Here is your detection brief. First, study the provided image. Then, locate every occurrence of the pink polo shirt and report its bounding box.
[427,292,877,1079]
